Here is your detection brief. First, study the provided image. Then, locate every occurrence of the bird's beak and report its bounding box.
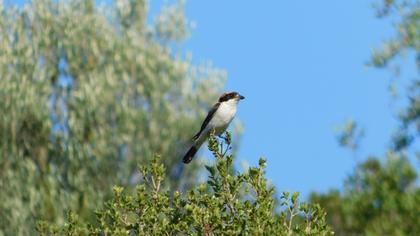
[239,94,245,100]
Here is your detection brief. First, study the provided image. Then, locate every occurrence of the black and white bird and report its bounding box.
[183,91,245,164]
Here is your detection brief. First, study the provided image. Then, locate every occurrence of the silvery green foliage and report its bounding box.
[37,133,333,236]
[0,0,226,234]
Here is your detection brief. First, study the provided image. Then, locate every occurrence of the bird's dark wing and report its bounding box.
[193,102,220,140]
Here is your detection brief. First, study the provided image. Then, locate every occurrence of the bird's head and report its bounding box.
[218,91,245,103]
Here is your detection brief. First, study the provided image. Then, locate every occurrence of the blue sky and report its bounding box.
[168,0,406,197]
[10,0,409,198]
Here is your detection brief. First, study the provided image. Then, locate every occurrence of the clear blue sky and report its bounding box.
[168,0,403,198]
[11,0,406,198]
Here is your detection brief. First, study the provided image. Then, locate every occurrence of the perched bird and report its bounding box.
[183,91,245,164]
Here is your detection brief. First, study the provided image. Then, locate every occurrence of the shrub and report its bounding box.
[37,133,333,235]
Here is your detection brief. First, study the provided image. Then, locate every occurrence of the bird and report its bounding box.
[183,91,245,164]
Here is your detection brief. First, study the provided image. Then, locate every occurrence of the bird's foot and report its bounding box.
[218,134,228,142]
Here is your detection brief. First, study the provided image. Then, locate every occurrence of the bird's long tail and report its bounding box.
[183,145,198,164]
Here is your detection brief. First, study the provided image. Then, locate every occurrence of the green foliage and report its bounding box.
[335,120,364,152]
[371,0,419,151]
[371,0,419,68]
[37,133,333,235]
[311,153,419,236]
[0,0,227,234]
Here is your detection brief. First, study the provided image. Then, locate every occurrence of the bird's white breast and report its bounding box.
[210,99,238,128]
[195,99,239,143]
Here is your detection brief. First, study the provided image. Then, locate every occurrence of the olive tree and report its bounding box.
[0,0,227,234]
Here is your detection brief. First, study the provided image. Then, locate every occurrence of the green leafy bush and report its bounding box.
[37,133,333,235]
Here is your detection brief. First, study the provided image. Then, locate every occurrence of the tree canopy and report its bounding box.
[0,0,227,234]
